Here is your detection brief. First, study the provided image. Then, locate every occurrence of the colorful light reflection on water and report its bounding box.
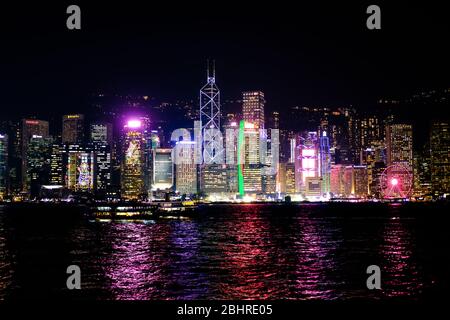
[0,203,448,300]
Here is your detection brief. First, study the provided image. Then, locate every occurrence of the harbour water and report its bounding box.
[0,202,448,300]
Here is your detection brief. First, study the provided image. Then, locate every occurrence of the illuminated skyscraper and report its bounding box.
[386,124,413,170]
[199,63,224,196]
[277,162,296,195]
[323,110,351,165]
[121,120,146,200]
[289,137,296,163]
[0,134,8,199]
[319,131,331,194]
[90,122,113,146]
[140,116,154,195]
[50,143,66,186]
[360,141,385,195]
[413,149,432,197]
[269,111,280,129]
[277,163,287,194]
[62,114,85,144]
[224,121,239,194]
[295,131,319,194]
[94,144,112,194]
[26,135,53,197]
[242,123,262,194]
[243,91,265,129]
[285,163,296,195]
[152,148,173,191]
[261,129,279,196]
[360,116,383,149]
[352,165,369,197]
[201,164,228,194]
[200,61,222,164]
[369,161,386,198]
[66,145,95,192]
[174,141,197,195]
[330,165,368,198]
[330,165,345,196]
[21,119,49,190]
[0,121,21,194]
[430,121,450,195]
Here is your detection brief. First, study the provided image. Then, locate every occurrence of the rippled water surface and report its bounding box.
[0,203,449,300]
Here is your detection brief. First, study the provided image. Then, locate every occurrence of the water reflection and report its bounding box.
[101,221,171,299]
[0,208,14,299]
[0,203,445,300]
[291,214,343,300]
[166,220,206,299]
[217,205,280,299]
[380,216,424,297]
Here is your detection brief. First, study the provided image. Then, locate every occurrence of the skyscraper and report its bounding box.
[90,122,113,146]
[94,144,112,194]
[242,91,265,129]
[224,121,239,194]
[152,148,173,191]
[413,148,432,197]
[269,111,280,130]
[360,141,385,195]
[174,141,197,195]
[330,165,368,198]
[21,119,50,191]
[0,134,8,199]
[352,165,369,198]
[201,164,228,195]
[386,124,413,170]
[121,120,146,200]
[66,145,95,192]
[242,123,262,194]
[285,163,296,195]
[319,131,331,195]
[0,121,21,194]
[26,135,53,197]
[62,114,85,144]
[430,121,450,195]
[261,129,279,196]
[295,131,319,194]
[50,143,66,186]
[360,115,383,149]
[200,61,222,164]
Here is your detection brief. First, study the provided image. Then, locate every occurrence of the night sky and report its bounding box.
[1,1,449,118]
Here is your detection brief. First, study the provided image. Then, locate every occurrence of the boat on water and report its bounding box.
[90,200,199,220]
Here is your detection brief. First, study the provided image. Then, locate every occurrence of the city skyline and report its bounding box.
[1,2,450,307]
[0,5,450,200]
[1,73,449,202]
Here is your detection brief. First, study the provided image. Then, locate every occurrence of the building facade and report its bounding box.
[121,120,146,200]
[0,134,8,199]
[242,91,265,129]
[386,123,413,169]
[62,114,85,144]
[430,121,450,196]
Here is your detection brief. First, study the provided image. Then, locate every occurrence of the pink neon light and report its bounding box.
[391,178,399,186]
[127,120,142,128]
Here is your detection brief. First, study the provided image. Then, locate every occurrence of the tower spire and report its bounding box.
[206,59,215,83]
[199,59,222,164]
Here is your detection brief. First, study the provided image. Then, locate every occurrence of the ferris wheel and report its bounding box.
[380,163,413,199]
